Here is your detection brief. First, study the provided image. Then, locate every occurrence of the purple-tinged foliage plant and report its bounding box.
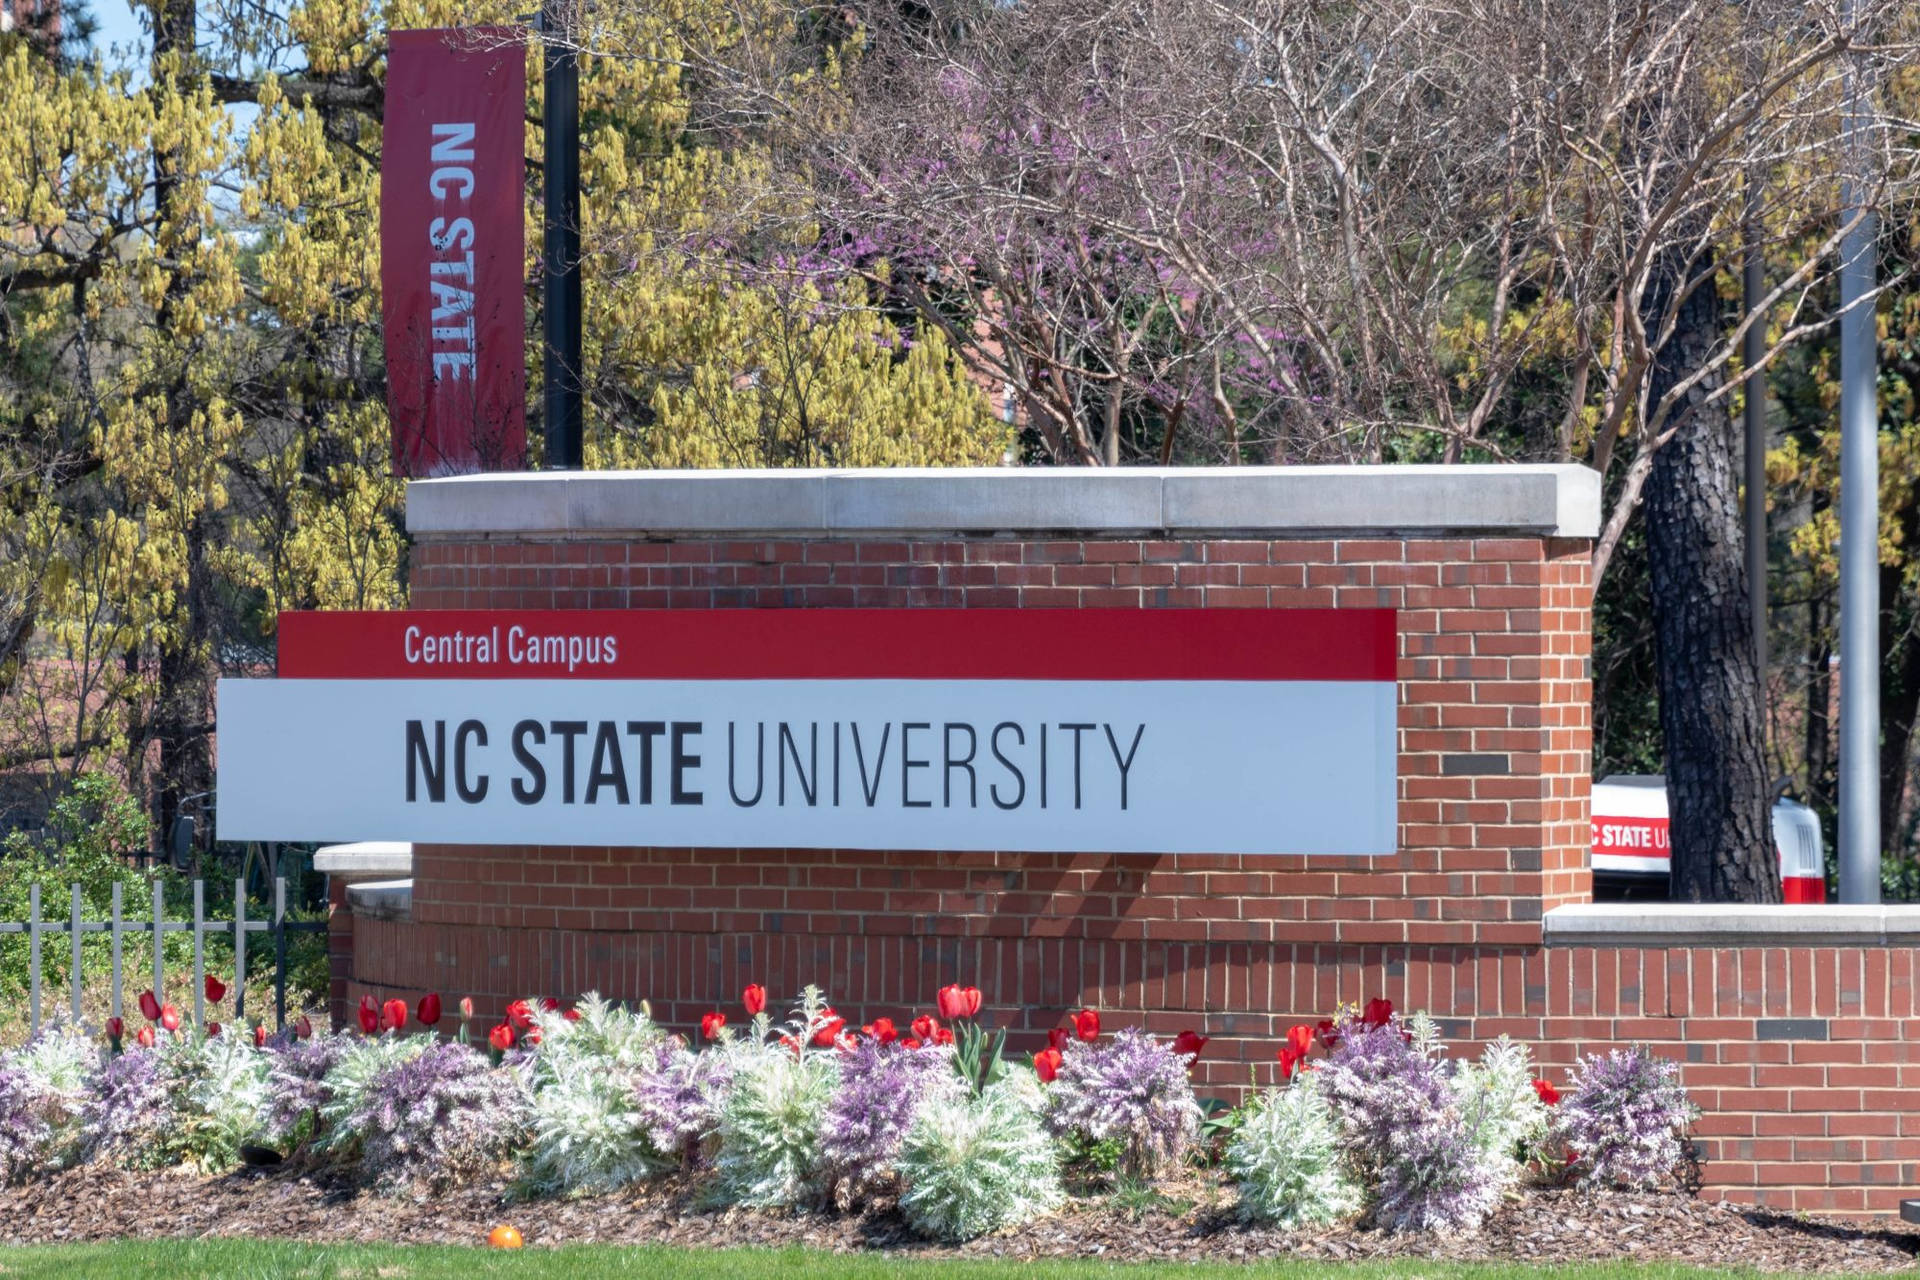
[1316,1013,1503,1233]
[633,1038,734,1166]
[77,1049,167,1168]
[0,1066,55,1183]
[820,1037,963,1206]
[265,1031,352,1146]
[1043,1027,1201,1179]
[1554,1046,1698,1189]
[345,1040,529,1192]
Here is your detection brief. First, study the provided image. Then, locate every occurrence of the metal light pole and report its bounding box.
[1744,175,1767,686]
[1837,0,1881,903]
[541,0,584,470]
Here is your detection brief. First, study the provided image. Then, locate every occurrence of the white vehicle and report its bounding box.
[1591,775,1826,902]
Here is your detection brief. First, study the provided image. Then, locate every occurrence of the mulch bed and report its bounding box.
[2,1162,1917,1273]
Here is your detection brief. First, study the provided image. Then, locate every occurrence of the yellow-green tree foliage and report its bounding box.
[0,1,999,817]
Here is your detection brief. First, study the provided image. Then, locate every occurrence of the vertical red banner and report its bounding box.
[382,28,528,476]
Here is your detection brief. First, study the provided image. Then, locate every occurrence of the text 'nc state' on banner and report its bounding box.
[382,27,527,477]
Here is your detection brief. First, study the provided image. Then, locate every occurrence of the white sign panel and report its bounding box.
[218,608,1401,855]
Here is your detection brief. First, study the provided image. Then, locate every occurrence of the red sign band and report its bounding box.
[276,608,1398,682]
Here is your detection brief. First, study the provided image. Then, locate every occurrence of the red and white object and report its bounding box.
[382,28,527,476]
[217,609,1399,855]
[1591,775,1826,902]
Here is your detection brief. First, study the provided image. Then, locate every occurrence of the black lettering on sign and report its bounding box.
[1060,723,1095,810]
[944,723,977,808]
[406,720,446,803]
[511,719,546,804]
[728,722,766,807]
[626,721,665,805]
[990,722,1026,810]
[671,722,703,805]
[779,722,817,807]
[851,723,890,807]
[454,719,489,803]
[549,720,588,804]
[586,722,627,805]
[1104,723,1146,810]
[901,722,931,808]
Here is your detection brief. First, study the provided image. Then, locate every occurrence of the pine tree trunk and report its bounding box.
[1642,249,1780,903]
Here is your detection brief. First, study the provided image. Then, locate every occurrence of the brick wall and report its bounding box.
[327,468,1920,1216]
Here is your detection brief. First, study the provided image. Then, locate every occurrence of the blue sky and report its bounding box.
[89,0,145,72]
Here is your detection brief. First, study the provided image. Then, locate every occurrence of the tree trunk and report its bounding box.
[1642,249,1780,903]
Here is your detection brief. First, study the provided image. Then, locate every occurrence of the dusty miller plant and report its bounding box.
[708,987,842,1208]
[316,1034,428,1155]
[1224,1073,1362,1229]
[1043,1027,1201,1179]
[0,1023,94,1176]
[1554,1046,1698,1189]
[896,1070,1064,1242]
[264,1031,353,1147]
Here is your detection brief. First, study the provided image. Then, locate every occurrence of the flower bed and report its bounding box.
[0,981,1709,1245]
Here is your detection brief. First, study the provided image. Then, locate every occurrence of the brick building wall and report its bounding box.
[328,467,1920,1216]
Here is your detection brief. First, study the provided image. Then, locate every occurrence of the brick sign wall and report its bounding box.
[316,467,1920,1216]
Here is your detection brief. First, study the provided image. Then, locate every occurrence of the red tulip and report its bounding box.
[294,1014,313,1040]
[934,1026,954,1046]
[159,1004,180,1032]
[204,974,227,1004]
[811,1010,846,1047]
[523,1026,542,1046]
[701,1011,727,1041]
[1533,1078,1561,1106]
[458,997,474,1021]
[381,999,408,1032]
[358,994,379,1034]
[1315,1019,1340,1049]
[1286,1024,1314,1058]
[902,1037,923,1050]
[743,984,768,1016]
[252,1024,268,1048]
[105,1016,124,1044]
[911,1014,939,1043]
[506,999,534,1031]
[488,1023,515,1052]
[136,1025,155,1049]
[936,985,964,1021]
[541,997,561,1012]
[1171,1030,1208,1063]
[563,1009,581,1022]
[417,993,442,1027]
[138,990,161,1022]
[1034,1047,1063,1082]
[863,1017,898,1044]
[779,1033,802,1056]
[206,1022,221,1038]
[1048,1027,1070,1052]
[1277,1046,1305,1082]
[1362,997,1394,1028]
[1072,1008,1100,1042]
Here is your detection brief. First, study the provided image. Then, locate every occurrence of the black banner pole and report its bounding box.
[540,0,584,469]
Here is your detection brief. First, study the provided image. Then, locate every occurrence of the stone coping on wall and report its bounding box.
[314,842,412,882]
[1544,902,1920,947]
[406,464,1602,539]
[344,878,412,922]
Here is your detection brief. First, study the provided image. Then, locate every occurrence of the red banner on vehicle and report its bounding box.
[382,28,527,477]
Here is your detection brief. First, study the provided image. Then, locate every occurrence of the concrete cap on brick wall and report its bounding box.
[1544,902,1920,947]
[406,465,1601,539]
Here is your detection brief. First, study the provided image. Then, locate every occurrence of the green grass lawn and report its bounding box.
[0,1242,1878,1280]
